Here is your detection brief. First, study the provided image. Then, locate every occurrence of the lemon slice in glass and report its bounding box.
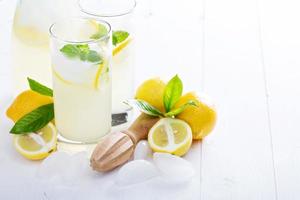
[13,122,57,160]
[148,118,193,156]
[113,37,131,56]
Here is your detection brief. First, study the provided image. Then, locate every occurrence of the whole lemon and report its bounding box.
[6,90,53,122]
[135,78,166,112]
[175,92,217,140]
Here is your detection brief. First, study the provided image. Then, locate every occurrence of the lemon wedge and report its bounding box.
[148,118,193,156]
[113,37,131,56]
[13,122,57,160]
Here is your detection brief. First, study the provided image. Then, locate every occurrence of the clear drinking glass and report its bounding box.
[79,0,136,126]
[50,18,112,143]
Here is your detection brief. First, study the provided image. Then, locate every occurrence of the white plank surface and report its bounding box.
[200,0,277,199]
[259,0,300,199]
[1,0,300,199]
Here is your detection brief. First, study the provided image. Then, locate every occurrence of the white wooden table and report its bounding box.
[1,0,300,199]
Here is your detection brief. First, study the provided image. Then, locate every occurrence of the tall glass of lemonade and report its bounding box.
[79,0,136,126]
[50,18,112,143]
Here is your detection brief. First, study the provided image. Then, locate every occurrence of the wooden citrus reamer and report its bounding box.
[90,114,159,172]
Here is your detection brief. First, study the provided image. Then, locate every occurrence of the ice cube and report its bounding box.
[153,153,195,183]
[134,140,153,160]
[116,160,159,186]
[37,151,71,180]
[37,151,90,185]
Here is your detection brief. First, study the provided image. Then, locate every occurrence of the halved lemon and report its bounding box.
[113,37,131,56]
[13,122,57,160]
[148,118,193,156]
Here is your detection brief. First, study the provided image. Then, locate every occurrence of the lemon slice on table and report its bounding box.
[148,118,193,156]
[13,122,57,160]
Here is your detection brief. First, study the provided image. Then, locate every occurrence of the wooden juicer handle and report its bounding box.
[90,114,159,172]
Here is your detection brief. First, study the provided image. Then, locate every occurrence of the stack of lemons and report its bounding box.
[135,78,217,156]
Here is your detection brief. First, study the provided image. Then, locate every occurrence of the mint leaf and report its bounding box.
[27,78,53,97]
[76,44,89,61]
[90,24,108,39]
[76,44,89,52]
[165,100,197,117]
[112,31,129,46]
[60,44,102,63]
[10,104,54,134]
[124,99,164,117]
[86,50,102,63]
[60,44,80,58]
[163,75,183,112]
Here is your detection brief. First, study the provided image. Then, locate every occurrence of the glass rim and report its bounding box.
[78,0,137,18]
[49,17,112,44]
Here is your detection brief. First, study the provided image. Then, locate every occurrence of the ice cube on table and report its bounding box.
[37,151,70,180]
[37,151,90,185]
[153,153,195,183]
[134,140,153,160]
[116,160,159,186]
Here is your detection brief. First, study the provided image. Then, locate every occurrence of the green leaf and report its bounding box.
[86,50,102,63]
[76,44,89,52]
[77,44,89,61]
[27,77,53,97]
[60,44,80,58]
[10,104,54,134]
[90,24,108,39]
[60,44,102,63]
[112,31,129,46]
[124,99,164,117]
[163,75,183,112]
[165,100,197,117]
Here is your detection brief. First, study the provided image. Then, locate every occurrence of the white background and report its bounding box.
[1,0,300,199]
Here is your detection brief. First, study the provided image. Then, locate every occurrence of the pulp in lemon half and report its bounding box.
[148,118,193,156]
[13,122,57,160]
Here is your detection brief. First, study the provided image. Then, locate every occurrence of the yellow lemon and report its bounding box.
[135,78,166,112]
[148,118,193,156]
[175,92,217,140]
[6,90,53,122]
[13,122,57,160]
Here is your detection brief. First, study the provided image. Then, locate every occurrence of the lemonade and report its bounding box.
[79,0,136,124]
[112,37,134,113]
[50,19,112,143]
[11,0,80,94]
[11,4,51,93]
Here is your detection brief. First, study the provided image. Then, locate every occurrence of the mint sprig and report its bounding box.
[27,78,53,97]
[165,100,197,117]
[89,25,129,47]
[60,44,79,58]
[112,31,129,46]
[124,100,164,117]
[60,44,102,63]
[163,75,183,112]
[10,104,54,134]
[128,75,197,118]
